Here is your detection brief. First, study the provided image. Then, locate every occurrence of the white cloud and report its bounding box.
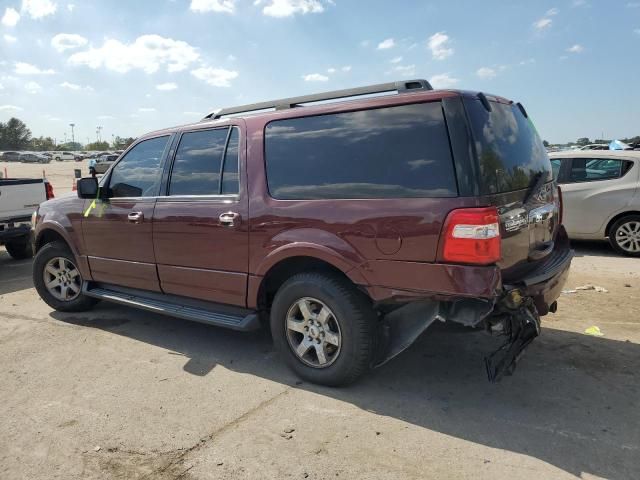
[377,38,395,50]
[534,17,552,30]
[15,62,55,75]
[67,3,74,12]
[427,32,453,60]
[341,65,351,72]
[189,0,235,14]
[68,35,200,74]
[476,67,496,79]
[191,66,239,87]
[4,34,17,44]
[1,7,20,26]
[60,81,93,91]
[51,33,88,52]
[97,115,114,120]
[572,0,586,6]
[390,56,403,64]
[327,67,336,73]
[138,107,156,112]
[429,73,459,89]
[519,58,536,65]
[391,64,416,77]
[156,82,178,91]
[0,83,3,90]
[634,28,640,35]
[359,40,370,47]
[567,44,584,53]
[22,0,57,19]
[0,105,24,111]
[302,73,328,82]
[25,81,42,93]
[546,7,559,15]
[259,0,325,17]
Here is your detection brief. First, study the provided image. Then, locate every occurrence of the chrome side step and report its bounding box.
[82,283,260,331]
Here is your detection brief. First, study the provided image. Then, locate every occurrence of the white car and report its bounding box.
[549,151,640,256]
[53,151,76,161]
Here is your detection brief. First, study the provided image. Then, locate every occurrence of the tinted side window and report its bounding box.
[169,128,228,196]
[221,127,239,194]
[264,102,457,199]
[109,136,169,198]
[550,159,561,181]
[568,158,628,183]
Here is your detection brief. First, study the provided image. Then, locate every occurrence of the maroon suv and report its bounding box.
[31,80,572,386]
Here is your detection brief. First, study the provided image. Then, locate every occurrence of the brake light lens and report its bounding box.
[441,207,501,265]
[45,181,55,200]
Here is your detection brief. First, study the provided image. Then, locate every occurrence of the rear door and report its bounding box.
[463,96,559,275]
[152,123,249,306]
[558,157,638,235]
[82,135,171,291]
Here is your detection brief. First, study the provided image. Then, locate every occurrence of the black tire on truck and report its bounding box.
[4,237,34,259]
[270,272,377,387]
[32,241,98,312]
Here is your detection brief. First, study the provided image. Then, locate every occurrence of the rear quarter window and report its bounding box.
[264,102,457,199]
[464,98,552,194]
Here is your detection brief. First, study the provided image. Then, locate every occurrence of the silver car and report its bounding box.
[549,151,640,256]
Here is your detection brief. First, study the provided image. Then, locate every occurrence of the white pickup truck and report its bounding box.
[0,177,54,259]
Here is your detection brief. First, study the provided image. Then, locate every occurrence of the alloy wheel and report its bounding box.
[285,297,342,368]
[43,257,82,301]
[615,221,640,253]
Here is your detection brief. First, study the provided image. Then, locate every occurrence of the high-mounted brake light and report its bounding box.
[440,207,501,265]
[45,181,55,200]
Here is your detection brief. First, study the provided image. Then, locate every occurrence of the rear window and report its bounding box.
[264,102,457,199]
[464,98,552,194]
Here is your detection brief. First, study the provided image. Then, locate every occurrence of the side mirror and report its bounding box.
[77,177,99,199]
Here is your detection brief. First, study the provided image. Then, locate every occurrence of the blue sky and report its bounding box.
[0,0,639,144]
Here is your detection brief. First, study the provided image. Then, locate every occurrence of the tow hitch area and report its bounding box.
[485,303,541,382]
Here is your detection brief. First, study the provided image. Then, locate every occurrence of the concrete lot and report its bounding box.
[1,160,92,195]
[1,241,639,480]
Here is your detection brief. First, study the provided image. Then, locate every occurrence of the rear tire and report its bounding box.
[5,237,34,260]
[33,241,98,312]
[270,272,376,387]
[609,215,640,257]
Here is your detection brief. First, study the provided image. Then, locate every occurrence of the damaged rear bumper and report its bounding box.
[375,231,574,381]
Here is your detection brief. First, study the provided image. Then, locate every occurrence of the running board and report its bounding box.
[82,283,260,331]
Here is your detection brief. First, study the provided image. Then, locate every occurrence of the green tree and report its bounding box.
[30,136,56,151]
[85,141,110,151]
[576,137,591,146]
[542,140,550,147]
[0,117,32,150]
[113,136,135,149]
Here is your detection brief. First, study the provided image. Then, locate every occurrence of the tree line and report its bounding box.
[0,117,135,151]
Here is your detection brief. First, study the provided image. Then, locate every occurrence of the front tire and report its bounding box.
[33,242,97,312]
[270,272,377,387]
[609,215,640,257]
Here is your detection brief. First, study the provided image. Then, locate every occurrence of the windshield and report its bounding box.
[464,98,552,195]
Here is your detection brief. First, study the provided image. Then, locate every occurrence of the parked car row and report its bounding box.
[0,151,51,163]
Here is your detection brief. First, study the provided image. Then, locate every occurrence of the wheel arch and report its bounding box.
[605,211,640,237]
[252,254,369,314]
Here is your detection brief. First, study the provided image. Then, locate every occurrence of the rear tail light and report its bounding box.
[557,185,563,225]
[45,181,55,200]
[440,207,501,265]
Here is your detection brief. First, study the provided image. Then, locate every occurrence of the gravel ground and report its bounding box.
[1,240,639,480]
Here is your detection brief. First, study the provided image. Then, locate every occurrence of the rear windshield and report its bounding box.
[264,102,457,199]
[464,98,552,194]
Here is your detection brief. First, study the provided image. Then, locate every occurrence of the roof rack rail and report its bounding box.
[203,79,433,120]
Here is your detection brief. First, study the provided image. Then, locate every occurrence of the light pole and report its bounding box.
[69,123,75,147]
[96,126,103,142]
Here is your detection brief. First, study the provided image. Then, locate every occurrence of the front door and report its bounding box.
[153,124,249,306]
[82,135,171,291]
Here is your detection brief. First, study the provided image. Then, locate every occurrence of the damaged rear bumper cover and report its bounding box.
[375,236,573,382]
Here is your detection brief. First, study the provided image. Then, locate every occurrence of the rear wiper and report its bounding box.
[523,171,547,205]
